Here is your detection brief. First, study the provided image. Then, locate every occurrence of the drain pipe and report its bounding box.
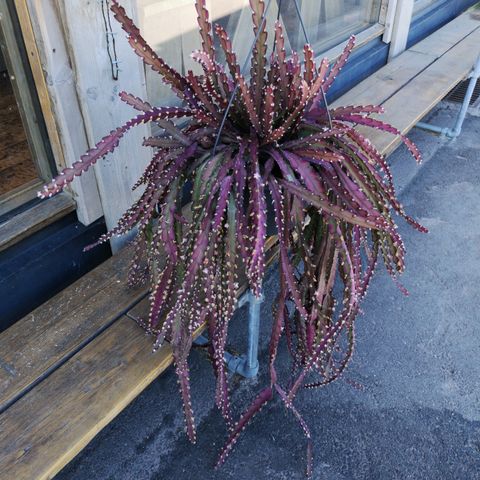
[417,55,480,138]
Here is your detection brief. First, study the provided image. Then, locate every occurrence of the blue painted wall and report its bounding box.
[328,0,478,103]
[408,0,479,48]
[0,212,111,332]
[327,37,390,102]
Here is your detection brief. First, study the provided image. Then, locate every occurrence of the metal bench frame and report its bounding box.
[194,290,264,378]
[225,52,480,380]
[417,54,480,137]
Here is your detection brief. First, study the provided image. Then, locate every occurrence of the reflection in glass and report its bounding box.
[0,44,38,198]
[413,0,439,14]
[138,0,383,104]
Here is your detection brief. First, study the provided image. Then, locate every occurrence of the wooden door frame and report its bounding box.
[387,0,415,59]
[56,0,152,251]
[0,0,52,214]
[16,0,104,226]
[0,0,102,225]
[13,0,64,172]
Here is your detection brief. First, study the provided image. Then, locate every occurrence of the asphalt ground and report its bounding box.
[56,104,480,480]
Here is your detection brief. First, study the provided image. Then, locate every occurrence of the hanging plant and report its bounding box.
[39,0,426,475]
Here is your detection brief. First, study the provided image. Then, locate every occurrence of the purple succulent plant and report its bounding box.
[39,0,426,475]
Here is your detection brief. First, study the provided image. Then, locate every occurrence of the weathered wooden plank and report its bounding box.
[0,0,52,183]
[409,11,480,57]
[387,0,414,60]
[14,0,65,183]
[0,236,279,479]
[332,11,480,110]
[382,0,398,44]
[25,0,103,225]
[127,235,279,323]
[0,178,44,217]
[58,0,152,248]
[331,49,437,109]
[366,26,480,155]
[0,244,147,412]
[0,316,171,480]
[0,192,75,251]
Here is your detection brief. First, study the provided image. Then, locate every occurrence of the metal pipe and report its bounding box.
[224,290,263,378]
[415,53,480,138]
[416,55,480,138]
[448,55,480,138]
[195,289,263,378]
[246,292,262,374]
[416,121,450,136]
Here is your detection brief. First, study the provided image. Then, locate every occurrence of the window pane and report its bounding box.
[413,0,440,14]
[279,0,382,54]
[138,0,383,105]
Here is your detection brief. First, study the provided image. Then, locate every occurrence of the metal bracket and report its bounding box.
[416,54,480,138]
[194,289,264,379]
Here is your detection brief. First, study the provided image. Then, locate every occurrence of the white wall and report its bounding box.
[26,0,153,251]
[57,0,152,251]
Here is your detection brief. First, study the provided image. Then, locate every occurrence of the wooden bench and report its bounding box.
[1,10,479,480]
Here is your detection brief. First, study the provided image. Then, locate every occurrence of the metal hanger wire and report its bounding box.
[212,0,334,157]
[292,0,333,129]
[212,0,273,157]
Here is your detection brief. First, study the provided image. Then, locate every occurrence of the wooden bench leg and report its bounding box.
[417,54,480,138]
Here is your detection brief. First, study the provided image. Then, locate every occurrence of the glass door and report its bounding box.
[0,0,54,216]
